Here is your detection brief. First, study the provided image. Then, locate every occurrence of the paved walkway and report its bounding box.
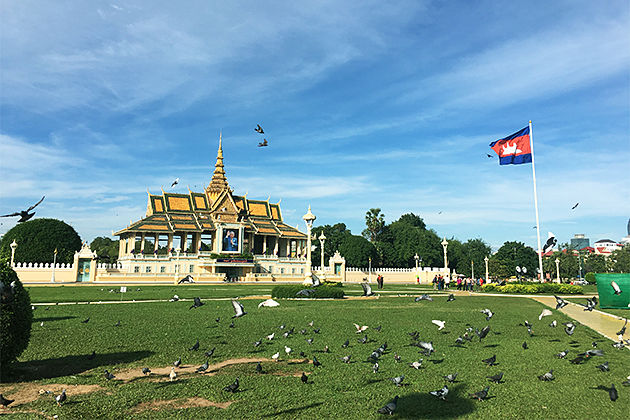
[530,295,627,345]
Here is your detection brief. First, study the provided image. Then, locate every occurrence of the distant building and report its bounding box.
[593,239,622,256]
[570,234,589,250]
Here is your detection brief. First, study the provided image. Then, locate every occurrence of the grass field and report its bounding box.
[2,287,628,419]
[566,296,630,319]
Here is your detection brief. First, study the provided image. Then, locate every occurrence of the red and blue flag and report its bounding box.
[489,126,531,165]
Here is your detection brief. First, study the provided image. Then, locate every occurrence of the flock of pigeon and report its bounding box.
[1,285,628,414]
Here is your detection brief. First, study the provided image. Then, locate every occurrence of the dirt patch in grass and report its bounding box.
[114,357,307,382]
[130,397,233,412]
[0,383,103,407]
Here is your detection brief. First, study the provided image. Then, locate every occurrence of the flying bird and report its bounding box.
[429,385,449,400]
[189,297,204,309]
[481,309,494,321]
[361,282,374,297]
[564,322,576,336]
[258,299,280,308]
[543,232,557,254]
[255,124,264,134]
[477,326,491,341]
[417,341,434,355]
[554,295,569,310]
[432,320,446,330]
[353,323,369,333]
[486,153,493,158]
[232,300,247,318]
[616,319,627,336]
[571,202,579,210]
[611,281,622,295]
[415,294,433,302]
[596,361,610,372]
[55,389,67,406]
[377,395,399,415]
[258,139,268,147]
[1,196,45,222]
[171,178,179,188]
[539,308,553,320]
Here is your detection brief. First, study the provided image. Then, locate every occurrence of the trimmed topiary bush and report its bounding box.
[585,272,596,284]
[481,283,583,295]
[0,262,33,377]
[272,284,345,299]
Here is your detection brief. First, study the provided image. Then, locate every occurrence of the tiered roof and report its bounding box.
[115,137,305,239]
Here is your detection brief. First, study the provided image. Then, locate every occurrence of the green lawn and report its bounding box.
[25,283,439,303]
[566,297,629,319]
[2,289,628,419]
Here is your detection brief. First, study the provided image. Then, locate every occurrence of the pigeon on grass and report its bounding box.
[538,369,554,381]
[377,396,399,415]
[55,389,66,406]
[429,385,449,400]
[469,386,490,401]
[0,394,15,408]
[189,297,204,309]
[487,372,503,383]
[223,378,239,393]
[482,355,497,366]
[390,375,405,387]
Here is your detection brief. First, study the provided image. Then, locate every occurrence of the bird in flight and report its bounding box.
[232,300,247,318]
[171,178,179,188]
[258,139,268,147]
[571,202,579,210]
[1,196,45,222]
[543,232,557,254]
[255,124,264,134]
[486,154,493,158]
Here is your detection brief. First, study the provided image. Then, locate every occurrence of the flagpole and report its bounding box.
[529,120,544,280]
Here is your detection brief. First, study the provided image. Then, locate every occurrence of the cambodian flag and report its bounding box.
[489,126,532,165]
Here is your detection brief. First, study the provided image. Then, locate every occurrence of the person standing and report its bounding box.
[432,275,437,290]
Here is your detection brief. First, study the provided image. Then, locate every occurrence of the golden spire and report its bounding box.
[206,132,229,201]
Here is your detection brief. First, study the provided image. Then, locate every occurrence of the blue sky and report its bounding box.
[1,0,629,251]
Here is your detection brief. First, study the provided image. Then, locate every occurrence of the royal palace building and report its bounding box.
[113,137,311,282]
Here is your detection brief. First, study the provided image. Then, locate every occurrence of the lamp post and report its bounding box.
[303,205,316,285]
[51,248,57,283]
[484,256,489,284]
[414,253,419,283]
[555,258,560,283]
[441,238,449,279]
[318,231,326,280]
[10,240,17,267]
[368,256,372,283]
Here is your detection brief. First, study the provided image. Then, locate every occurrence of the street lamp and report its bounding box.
[414,253,420,283]
[175,246,182,281]
[318,231,326,280]
[441,238,449,279]
[302,205,316,285]
[555,258,560,283]
[51,248,58,283]
[484,256,489,284]
[10,240,17,267]
[368,256,372,283]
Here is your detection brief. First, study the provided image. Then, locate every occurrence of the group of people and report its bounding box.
[432,275,484,291]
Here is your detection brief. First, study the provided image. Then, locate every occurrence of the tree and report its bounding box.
[0,219,82,264]
[0,263,33,376]
[584,253,606,274]
[362,208,385,243]
[457,239,492,277]
[338,235,377,267]
[491,241,538,279]
[396,213,426,230]
[312,223,353,267]
[90,237,120,262]
[610,245,630,273]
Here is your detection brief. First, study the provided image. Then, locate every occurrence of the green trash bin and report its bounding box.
[595,273,630,309]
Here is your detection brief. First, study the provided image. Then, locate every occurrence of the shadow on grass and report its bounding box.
[33,316,77,322]
[261,402,324,417]
[396,385,476,419]
[5,350,153,382]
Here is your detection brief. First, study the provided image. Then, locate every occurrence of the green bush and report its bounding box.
[481,282,582,295]
[584,272,596,284]
[0,218,81,264]
[0,262,33,376]
[272,284,345,299]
